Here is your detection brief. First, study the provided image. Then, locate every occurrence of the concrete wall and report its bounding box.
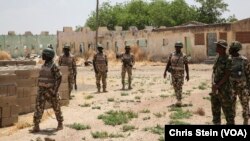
[57,27,95,56]
[2,18,250,62]
[0,32,56,58]
[231,19,250,59]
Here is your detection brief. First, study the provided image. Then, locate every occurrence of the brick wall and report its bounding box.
[0,62,70,127]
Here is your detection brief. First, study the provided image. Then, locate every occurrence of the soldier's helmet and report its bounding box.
[125,45,131,49]
[230,41,242,51]
[214,40,227,48]
[175,41,183,48]
[63,43,70,49]
[97,44,103,49]
[42,47,55,58]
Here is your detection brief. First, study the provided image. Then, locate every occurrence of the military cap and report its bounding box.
[97,44,103,49]
[42,47,55,58]
[214,40,227,48]
[229,41,242,51]
[63,43,70,49]
[125,45,131,49]
[175,41,183,48]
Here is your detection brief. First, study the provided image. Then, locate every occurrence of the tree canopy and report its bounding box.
[85,0,237,30]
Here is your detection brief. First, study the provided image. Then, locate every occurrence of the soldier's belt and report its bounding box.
[38,82,54,88]
[38,78,55,81]
[171,67,184,71]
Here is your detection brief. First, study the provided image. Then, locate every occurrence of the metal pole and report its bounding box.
[96,0,99,48]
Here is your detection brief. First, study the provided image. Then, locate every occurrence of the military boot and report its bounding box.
[57,122,63,130]
[243,118,248,125]
[128,84,132,90]
[30,124,40,133]
[97,88,101,93]
[175,100,182,107]
[103,88,108,93]
[122,83,125,90]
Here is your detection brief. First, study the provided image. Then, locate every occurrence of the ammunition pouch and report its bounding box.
[167,66,172,73]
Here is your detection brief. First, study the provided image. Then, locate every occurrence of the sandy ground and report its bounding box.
[0,62,246,141]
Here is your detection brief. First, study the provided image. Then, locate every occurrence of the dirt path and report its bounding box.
[0,62,245,141]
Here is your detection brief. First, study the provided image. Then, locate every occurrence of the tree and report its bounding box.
[227,14,238,23]
[84,0,234,30]
[75,25,82,32]
[195,0,229,24]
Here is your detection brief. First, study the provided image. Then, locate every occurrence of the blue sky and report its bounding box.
[0,0,249,34]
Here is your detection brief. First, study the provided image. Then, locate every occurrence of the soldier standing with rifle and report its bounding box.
[163,41,189,107]
[93,44,108,93]
[31,47,63,132]
[59,43,77,97]
[228,41,250,125]
[210,40,234,125]
[117,45,135,90]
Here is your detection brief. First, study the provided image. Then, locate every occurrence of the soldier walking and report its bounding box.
[31,47,63,132]
[228,41,250,125]
[93,44,108,93]
[59,43,77,96]
[118,45,135,90]
[210,40,234,125]
[163,41,189,106]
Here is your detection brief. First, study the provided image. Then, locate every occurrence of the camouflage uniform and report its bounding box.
[211,54,234,125]
[229,41,250,124]
[33,50,63,129]
[168,52,188,101]
[59,53,77,95]
[93,50,108,92]
[121,52,135,89]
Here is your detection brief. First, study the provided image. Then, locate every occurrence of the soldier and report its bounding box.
[119,45,135,90]
[48,44,53,49]
[31,47,63,132]
[210,40,234,125]
[93,44,108,93]
[59,43,77,96]
[163,41,189,107]
[228,41,250,125]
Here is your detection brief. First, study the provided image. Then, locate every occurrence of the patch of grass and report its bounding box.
[107,98,114,102]
[153,112,166,118]
[169,109,193,120]
[91,131,124,139]
[121,92,129,96]
[122,125,136,132]
[78,103,91,107]
[109,133,124,138]
[143,124,164,135]
[203,96,211,101]
[168,107,182,112]
[160,94,168,99]
[140,109,150,113]
[91,131,108,139]
[198,82,207,90]
[194,107,205,116]
[67,123,91,130]
[92,106,101,110]
[85,95,94,100]
[184,90,192,95]
[161,89,167,92]
[143,116,151,120]
[169,120,191,125]
[135,96,141,100]
[158,136,164,141]
[98,110,138,126]
[138,89,145,93]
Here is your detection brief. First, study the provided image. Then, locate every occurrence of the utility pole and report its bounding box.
[96,0,99,48]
